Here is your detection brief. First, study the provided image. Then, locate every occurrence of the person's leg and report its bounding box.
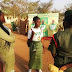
[28,42,43,71]
[39,69,42,72]
[0,50,15,72]
[5,62,15,72]
[65,68,72,72]
[28,69,32,72]
[5,56,15,72]
[5,49,15,72]
[0,61,3,72]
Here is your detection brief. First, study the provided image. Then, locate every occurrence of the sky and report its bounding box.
[29,0,72,11]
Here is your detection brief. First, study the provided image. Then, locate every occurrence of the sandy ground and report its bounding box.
[5,24,54,72]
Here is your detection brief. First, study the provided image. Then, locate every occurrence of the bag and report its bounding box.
[48,64,63,72]
[27,40,30,47]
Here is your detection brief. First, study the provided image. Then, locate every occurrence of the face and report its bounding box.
[35,19,41,27]
[0,13,5,23]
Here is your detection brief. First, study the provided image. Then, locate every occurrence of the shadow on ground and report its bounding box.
[15,53,28,72]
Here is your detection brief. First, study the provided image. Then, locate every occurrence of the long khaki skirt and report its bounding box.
[28,41,43,69]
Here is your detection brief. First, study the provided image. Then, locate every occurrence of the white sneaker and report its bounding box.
[39,69,42,72]
[28,69,32,72]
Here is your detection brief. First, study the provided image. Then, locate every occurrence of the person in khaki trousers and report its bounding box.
[0,10,15,72]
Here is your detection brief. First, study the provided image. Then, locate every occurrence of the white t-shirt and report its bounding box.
[28,27,43,41]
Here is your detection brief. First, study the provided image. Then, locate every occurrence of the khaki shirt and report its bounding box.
[48,28,72,57]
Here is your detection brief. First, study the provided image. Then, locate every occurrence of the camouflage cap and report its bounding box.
[65,10,72,17]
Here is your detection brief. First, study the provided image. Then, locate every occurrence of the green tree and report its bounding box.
[64,3,72,11]
[1,0,28,19]
[38,0,53,13]
[51,9,60,13]
[28,1,39,13]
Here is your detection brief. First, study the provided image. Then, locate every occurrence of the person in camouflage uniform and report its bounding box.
[0,10,15,72]
[48,10,72,72]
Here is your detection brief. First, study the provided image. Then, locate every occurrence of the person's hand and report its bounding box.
[60,66,67,71]
[30,31,35,41]
[32,31,35,36]
[31,31,35,39]
[59,70,63,72]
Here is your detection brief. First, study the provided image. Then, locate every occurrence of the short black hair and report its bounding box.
[33,16,40,22]
[0,10,2,16]
[65,10,72,17]
[64,14,72,26]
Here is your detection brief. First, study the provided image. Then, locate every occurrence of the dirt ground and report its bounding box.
[5,24,54,72]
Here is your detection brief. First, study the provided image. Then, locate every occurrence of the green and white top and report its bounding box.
[28,27,43,41]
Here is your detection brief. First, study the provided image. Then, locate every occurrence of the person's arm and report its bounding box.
[41,37,45,53]
[48,34,59,58]
[28,31,35,43]
[48,38,57,57]
[41,37,44,47]
[41,27,44,47]
[60,64,72,71]
[41,37,43,43]
[0,28,15,42]
[27,29,35,47]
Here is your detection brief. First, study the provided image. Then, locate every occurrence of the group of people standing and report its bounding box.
[27,10,72,72]
[0,9,72,72]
